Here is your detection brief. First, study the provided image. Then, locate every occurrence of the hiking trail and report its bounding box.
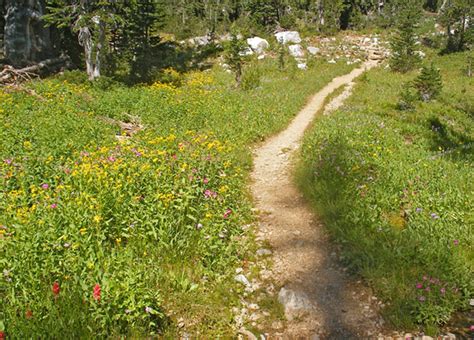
[251,60,384,339]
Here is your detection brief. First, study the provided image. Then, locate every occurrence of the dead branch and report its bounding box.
[0,57,68,85]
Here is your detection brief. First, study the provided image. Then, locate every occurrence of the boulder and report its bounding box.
[415,50,426,58]
[307,46,320,55]
[275,31,302,44]
[247,37,269,54]
[189,35,210,46]
[239,47,254,56]
[288,44,304,58]
[297,63,307,70]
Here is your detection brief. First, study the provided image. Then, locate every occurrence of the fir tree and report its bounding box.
[439,0,474,53]
[413,64,443,101]
[389,0,422,73]
[224,32,247,87]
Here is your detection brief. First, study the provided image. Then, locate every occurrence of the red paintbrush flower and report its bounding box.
[52,282,60,296]
[93,283,101,301]
[25,309,33,319]
[0,331,6,340]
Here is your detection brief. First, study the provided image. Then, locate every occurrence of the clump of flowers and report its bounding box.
[414,274,463,325]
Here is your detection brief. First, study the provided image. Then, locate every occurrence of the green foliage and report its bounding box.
[389,0,422,73]
[0,59,353,337]
[398,85,419,111]
[241,63,262,91]
[298,51,473,331]
[413,64,443,101]
[439,0,474,53]
[224,32,247,86]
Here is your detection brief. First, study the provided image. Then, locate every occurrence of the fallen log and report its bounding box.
[0,56,68,85]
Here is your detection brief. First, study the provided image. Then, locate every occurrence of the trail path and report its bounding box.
[251,60,384,339]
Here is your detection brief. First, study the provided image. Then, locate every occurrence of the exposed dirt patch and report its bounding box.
[251,61,384,339]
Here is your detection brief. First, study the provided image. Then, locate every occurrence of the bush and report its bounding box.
[413,64,443,101]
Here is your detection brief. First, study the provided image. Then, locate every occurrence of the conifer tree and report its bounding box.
[413,64,443,101]
[389,0,422,73]
[224,32,247,87]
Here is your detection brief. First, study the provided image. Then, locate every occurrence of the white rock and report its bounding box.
[415,50,426,58]
[297,63,307,70]
[247,37,270,54]
[239,47,254,56]
[278,287,314,318]
[275,31,302,44]
[235,274,251,287]
[256,248,272,256]
[235,267,244,274]
[307,46,320,55]
[257,55,265,60]
[239,328,258,340]
[288,44,304,58]
[189,35,210,46]
[470,298,474,306]
[248,303,260,310]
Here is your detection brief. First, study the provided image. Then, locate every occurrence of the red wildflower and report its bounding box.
[93,283,101,301]
[0,331,5,340]
[52,281,60,296]
[223,208,232,219]
[25,309,33,319]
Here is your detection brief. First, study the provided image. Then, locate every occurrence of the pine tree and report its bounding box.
[413,64,443,101]
[439,0,474,53]
[389,0,422,73]
[224,32,247,87]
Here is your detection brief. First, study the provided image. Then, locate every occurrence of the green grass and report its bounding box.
[0,58,353,337]
[297,51,473,334]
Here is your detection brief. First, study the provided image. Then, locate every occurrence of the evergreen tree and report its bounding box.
[389,0,422,73]
[45,0,119,80]
[224,32,247,87]
[439,0,474,52]
[413,63,443,101]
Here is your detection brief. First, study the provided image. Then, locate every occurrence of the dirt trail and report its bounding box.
[251,60,383,339]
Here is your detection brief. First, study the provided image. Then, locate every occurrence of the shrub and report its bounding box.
[413,64,443,101]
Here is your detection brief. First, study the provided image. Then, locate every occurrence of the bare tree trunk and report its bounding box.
[317,0,325,27]
[439,0,449,13]
[378,0,384,15]
[92,16,105,79]
[78,25,94,80]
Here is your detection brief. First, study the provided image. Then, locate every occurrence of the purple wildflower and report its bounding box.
[430,213,439,219]
[453,239,459,246]
[416,207,422,213]
[440,288,446,295]
[418,296,426,302]
[41,183,49,190]
[416,283,423,289]
[4,159,12,165]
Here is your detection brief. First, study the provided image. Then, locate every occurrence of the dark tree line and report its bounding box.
[0,0,471,79]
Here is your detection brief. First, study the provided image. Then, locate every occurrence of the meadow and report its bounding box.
[298,51,473,334]
[0,58,353,337]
